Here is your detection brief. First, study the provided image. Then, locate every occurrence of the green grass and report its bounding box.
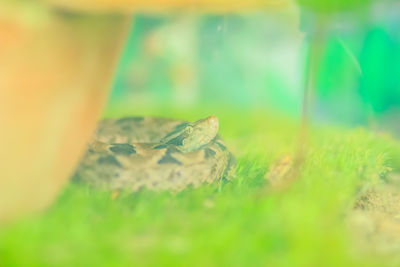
[1,108,399,267]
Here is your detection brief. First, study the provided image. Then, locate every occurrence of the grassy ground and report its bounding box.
[1,107,400,266]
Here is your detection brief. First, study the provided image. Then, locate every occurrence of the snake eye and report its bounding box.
[185,126,193,134]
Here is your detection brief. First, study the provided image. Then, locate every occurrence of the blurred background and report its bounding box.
[2,1,400,265]
[107,0,400,136]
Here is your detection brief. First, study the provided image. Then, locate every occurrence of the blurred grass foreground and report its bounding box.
[2,110,400,266]
[1,0,400,266]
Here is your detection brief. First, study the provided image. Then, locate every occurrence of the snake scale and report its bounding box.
[73,116,235,192]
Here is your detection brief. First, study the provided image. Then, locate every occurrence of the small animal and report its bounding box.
[73,116,235,192]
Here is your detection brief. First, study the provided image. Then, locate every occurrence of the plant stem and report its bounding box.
[297,14,327,163]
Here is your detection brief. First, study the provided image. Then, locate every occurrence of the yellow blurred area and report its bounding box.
[47,0,289,13]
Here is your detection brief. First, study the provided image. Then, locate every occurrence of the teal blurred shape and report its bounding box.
[108,14,303,115]
[359,27,400,113]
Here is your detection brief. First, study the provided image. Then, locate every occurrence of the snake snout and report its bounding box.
[207,115,219,130]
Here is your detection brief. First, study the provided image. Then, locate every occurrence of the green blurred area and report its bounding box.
[298,0,371,13]
[2,109,399,266]
[109,10,303,115]
[108,2,400,133]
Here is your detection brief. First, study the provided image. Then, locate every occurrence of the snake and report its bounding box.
[73,115,235,192]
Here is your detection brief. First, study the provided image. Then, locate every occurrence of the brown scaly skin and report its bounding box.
[73,116,235,192]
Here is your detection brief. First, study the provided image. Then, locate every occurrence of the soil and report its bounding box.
[349,173,400,264]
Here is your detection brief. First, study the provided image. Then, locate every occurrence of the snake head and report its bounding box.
[160,115,219,152]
